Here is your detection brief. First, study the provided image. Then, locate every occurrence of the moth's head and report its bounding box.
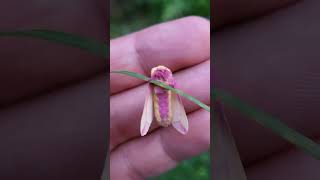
[151,65,173,81]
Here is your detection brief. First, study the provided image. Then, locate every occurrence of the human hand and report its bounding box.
[110,16,210,179]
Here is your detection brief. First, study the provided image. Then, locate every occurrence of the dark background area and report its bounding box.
[214,0,320,179]
[0,0,108,179]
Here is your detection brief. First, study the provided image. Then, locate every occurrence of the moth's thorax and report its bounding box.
[151,65,175,126]
[150,65,175,87]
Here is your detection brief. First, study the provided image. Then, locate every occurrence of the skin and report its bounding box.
[110,17,210,179]
[214,0,320,179]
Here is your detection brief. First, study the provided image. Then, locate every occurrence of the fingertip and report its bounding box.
[135,16,210,71]
[182,16,210,34]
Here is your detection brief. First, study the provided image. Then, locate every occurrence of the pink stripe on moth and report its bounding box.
[154,87,169,120]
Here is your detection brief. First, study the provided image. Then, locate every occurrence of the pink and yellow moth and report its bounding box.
[140,65,189,136]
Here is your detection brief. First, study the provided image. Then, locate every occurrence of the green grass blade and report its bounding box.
[213,89,320,160]
[111,70,210,112]
[0,29,108,58]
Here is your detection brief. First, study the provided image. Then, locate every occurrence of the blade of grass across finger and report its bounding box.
[111,70,210,112]
[213,88,320,160]
[212,102,247,180]
[0,29,108,58]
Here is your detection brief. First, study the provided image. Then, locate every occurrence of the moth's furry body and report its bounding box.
[140,65,188,136]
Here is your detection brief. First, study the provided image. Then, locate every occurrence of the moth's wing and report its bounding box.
[172,92,189,134]
[140,85,154,136]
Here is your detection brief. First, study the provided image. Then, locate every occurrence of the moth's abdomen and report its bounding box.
[150,65,175,127]
[153,86,173,127]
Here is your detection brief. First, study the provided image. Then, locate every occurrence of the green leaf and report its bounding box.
[213,88,320,160]
[111,70,210,112]
[212,102,247,180]
[0,29,108,58]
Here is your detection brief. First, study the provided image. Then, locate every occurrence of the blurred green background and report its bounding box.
[150,152,210,180]
[111,0,210,179]
[110,0,210,38]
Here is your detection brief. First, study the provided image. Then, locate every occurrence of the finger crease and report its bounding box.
[159,132,180,164]
[133,34,150,75]
[121,146,146,180]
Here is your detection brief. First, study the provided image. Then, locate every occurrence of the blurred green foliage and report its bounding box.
[111,1,210,179]
[150,152,210,180]
[110,0,210,38]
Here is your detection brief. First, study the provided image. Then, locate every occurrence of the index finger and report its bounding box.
[110,16,210,94]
